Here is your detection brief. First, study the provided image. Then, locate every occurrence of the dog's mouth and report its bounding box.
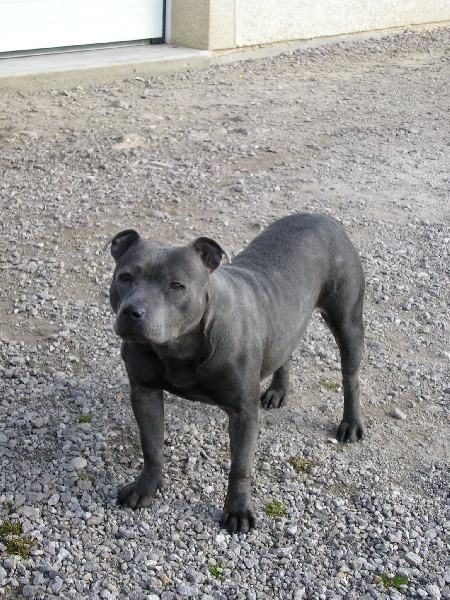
[114,317,171,346]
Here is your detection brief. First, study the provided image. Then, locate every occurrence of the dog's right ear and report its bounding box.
[103,229,140,260]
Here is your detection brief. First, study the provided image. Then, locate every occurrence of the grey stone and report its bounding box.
[17,506,40,520]
[177,583,198,597]
[69,456,87,470]
[405,552,423,567]
[426,585,442,599]
[390,407,407,420]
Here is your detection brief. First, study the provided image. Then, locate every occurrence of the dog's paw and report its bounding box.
[336,419,364,443]
[117,476,162,510]
[260,388,288,410]
[220,506,256,534]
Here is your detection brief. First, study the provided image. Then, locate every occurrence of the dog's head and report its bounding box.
[106,230,229,345]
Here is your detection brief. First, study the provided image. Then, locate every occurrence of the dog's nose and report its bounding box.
[123,305,145,320]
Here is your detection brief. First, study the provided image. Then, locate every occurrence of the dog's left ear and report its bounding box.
[192,237,231,272]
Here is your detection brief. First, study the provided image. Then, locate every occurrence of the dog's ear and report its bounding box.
[104,229,140,260]
[192,237,231,272]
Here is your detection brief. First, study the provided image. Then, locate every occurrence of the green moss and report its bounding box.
[379,573,409,589]
[288,456,314,473]
[207,562,225,579]
[1,520,35,559]
[4,537,35,559]
[77,413,92,423]
[264,500,287,518]
[0,520,22,536]
[319,380,340,390]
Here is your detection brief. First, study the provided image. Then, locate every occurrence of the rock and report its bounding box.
[51,577,64,594]
[47,493,60,506]
[390,407,407,420]
[148,160,174,168]
[69,456,87,471]
[77,478,93,491]
[22,585,47,597]
[426,585,441,599]
[112,134,146,150]
[291,415,304,425]
[405,551,423,567]
[9,356,25,366]
[177,582,198,597]
[17,506,40,520]
[110,99,129,109]
[141,112,164,122]
[119,528,136,539]
[19,130,39,139]
[234,127,249,135]
[86,515,104,525]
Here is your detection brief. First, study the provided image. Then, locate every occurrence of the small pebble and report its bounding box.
[390,407,407,420]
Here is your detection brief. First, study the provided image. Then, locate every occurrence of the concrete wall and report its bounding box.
[170,0,235,50]
[170,0,450,50]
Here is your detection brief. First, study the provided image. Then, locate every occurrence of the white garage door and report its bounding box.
[0,0,164,53]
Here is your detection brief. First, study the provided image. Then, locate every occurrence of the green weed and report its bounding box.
[288,456,314,473]
[379,573,409,590]
[0,520,35,558]
[207,562,225,579]
[0,520,22,536]
[319,380,340,391]
[264,500,287,518]
[4,537,35,559]
[77,413,92,423]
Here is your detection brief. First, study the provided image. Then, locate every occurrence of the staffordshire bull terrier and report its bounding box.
[106,213,365,533]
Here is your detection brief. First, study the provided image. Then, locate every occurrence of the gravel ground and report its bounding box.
[0,27,449,600]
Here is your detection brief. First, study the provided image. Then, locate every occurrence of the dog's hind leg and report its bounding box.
[320,288,365,443]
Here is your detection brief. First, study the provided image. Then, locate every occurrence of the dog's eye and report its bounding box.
[169,282,185,291]
[119,273,132,283]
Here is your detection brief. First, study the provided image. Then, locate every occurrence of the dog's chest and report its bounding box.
[160,358,211,403]
[163,361,197,390]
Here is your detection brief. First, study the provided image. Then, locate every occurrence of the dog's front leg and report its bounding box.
[220,402,259,534]
[117,386,164,509]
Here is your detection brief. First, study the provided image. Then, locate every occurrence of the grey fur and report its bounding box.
[107,213,365,533]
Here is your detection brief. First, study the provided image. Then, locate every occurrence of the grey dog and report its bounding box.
[107,213,365,533]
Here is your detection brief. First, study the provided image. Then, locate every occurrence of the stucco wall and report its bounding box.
[235,0,450,47]
[170,0,235,50]
[170,0,450,51]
